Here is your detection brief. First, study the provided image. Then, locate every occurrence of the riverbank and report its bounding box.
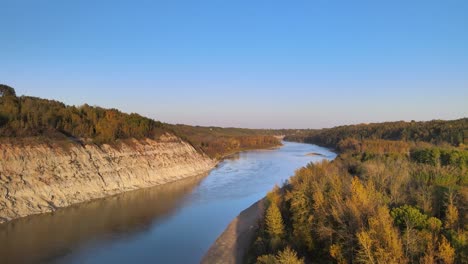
[201,199,266,264]
[202,142,336,263]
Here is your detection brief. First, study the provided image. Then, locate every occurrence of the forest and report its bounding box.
[285,119,467,148]
[0,85,280,158]
[248,121,467,264]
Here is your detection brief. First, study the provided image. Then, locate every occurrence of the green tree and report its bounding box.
[0,84,17,97]
[390,200,432,259]
[391,205,428,230]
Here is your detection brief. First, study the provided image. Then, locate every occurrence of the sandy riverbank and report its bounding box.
[201,199,266,264]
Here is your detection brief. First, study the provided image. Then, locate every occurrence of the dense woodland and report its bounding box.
[0,85,280,158]
[248,121,467,264]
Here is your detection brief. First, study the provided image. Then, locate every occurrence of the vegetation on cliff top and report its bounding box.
[0,84,281,158]
[0,84,166,143]
[248,122,467,264]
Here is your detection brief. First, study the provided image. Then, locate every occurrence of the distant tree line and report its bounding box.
[285,119,467,148]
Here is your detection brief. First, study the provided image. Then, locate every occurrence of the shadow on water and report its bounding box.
[0,173,207,264]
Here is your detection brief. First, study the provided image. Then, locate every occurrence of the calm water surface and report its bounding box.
[0,141,335,264]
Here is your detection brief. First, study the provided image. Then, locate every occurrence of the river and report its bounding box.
[0,141,335,264]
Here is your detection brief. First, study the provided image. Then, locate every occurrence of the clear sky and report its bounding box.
[1,0,467,128]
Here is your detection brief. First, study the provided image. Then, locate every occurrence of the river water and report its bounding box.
[0,141,335,264]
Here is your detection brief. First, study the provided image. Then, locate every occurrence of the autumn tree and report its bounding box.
[265,203,285,250]
[288,184,315,251]
[437,236,455,264]
[256,247,304,264]
[275,247,304,264]
[444,193,459,230]
[356,206,407,264]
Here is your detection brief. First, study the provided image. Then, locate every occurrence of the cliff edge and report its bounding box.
[0,133,215,223]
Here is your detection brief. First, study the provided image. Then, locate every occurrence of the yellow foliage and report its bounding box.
[356,206,407,264]
[445,203,459,230]
[266,203,285,238]
[437,236,455,264]
[275,247,304,264]
[330,244,346,264]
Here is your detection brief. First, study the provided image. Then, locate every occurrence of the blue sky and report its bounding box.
[1,0,467,128]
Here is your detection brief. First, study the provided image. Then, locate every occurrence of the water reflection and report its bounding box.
[0,173,207,264]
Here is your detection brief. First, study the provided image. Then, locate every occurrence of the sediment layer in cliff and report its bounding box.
[0,133,215,223]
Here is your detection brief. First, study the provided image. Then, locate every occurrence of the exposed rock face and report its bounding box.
[0,134,215,223]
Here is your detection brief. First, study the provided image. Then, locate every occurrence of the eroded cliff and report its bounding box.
[0,134,215,223]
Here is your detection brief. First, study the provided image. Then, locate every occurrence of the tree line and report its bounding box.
[0,85,166,144]
[285,119,467,148]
